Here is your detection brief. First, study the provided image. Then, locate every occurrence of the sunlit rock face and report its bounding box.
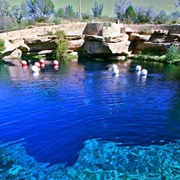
[126,25,180,53]
[24,37,56,52]
[1,23,180,60]
[3,49,22,60]
[79,23,131,59]
[83,23,104,36]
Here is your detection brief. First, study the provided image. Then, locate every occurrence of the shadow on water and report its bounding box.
[78,57,112,71]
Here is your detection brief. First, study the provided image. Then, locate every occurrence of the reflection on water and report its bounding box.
[0,59,180,178]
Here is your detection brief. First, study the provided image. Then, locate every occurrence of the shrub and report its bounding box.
[55,30,68,60]
[0,39,5,53]
[25,0,55,22]
[166,45,180,64]
[154,11,169,24]
[125,5,136,23]
[92,1,103,17]
[82,12,90,20]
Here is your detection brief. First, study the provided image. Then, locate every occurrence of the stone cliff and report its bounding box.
[0,22,180,60]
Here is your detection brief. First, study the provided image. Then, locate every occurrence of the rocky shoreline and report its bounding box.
[0,22,180,61]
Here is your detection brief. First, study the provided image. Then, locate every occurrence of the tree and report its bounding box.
[11,2,27,24]
[92,1,103,17]
[114,0,131,21]
[135,6,154,24]
[171,11,180,18]
[55,7,66,18]
[125,5,136,23]
[154,11,169,24]
[176,0,180,7]
[170,11,180,24]
[65,5,76,18]
[0,0,11,30]
[25,0,54,21]
[56,31,68,60]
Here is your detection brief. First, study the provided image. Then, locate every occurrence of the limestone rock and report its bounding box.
[24,37,56,51]
[80,35,131,57]
[104,34,129,43]
[102,23,123,37]
[68,39,85,51]
[107,41,131,55]
[3,39,30,54]
[152,30,169,35]
[83,23,103,35]
[67,35,84,40]
[136,42,171,51]
[3,49,22,59]
[130,33,151,41]
[85,35,105,42]
[80,40,111,55]
[3,40,16,53]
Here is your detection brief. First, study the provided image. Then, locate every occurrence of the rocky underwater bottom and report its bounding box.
[0,139,180,180]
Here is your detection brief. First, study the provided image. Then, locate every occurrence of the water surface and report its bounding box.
[0,59,180,178]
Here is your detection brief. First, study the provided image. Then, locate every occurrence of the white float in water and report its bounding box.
[31,65,39,72]
[135,65,142,71]
[33,71,39,77]
[141,69,148,76]
[53,60,59,66]
[112,64,119,75]
[21,60,27,66]
[39,59,45,65]
[34,62,40,68]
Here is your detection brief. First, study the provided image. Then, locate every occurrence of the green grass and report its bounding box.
[166,45,180,64]
[131,54,167,62]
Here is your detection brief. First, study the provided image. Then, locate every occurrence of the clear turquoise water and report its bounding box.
[0,59,180,179]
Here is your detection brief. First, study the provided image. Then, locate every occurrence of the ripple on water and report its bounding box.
[0,139,180,179]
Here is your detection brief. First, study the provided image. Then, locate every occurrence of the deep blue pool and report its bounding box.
[0,58,180,173]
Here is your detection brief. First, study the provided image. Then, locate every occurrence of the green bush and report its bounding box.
[166,45,180,64]
[82,13,90,20]
[0,39,5,53]
[55,30,68,60]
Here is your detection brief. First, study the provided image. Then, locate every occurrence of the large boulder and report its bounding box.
[80,39,111,56]
[108,41,131,55]
[3,39,30,54]
[83,23,103,35]
[79,35,131,57]
[24,37,56,52]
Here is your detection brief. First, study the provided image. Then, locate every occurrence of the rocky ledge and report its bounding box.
[0,23,180,60]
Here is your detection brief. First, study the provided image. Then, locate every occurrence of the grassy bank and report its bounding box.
[130,46,180,65]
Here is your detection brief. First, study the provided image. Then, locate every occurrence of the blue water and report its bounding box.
[0,59,180,168]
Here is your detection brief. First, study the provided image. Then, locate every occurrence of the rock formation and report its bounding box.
[0,22,180,60]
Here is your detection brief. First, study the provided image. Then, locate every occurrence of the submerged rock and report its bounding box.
[0,139,180,179]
